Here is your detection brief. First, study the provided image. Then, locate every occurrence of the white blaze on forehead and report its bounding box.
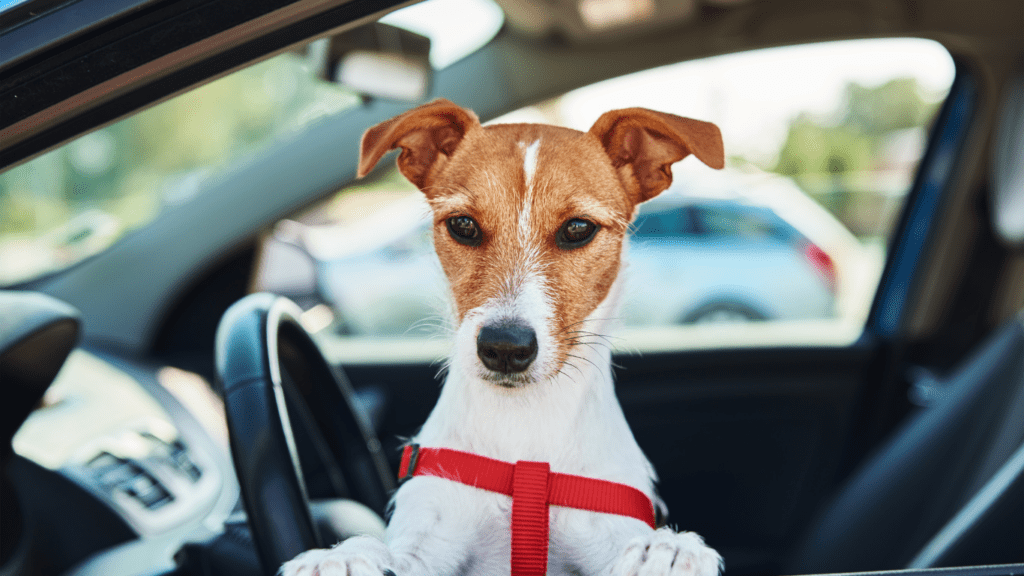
[518,139,541,241]
[522,139,540,186]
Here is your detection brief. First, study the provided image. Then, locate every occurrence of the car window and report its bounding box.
[633,205,697,237]
[0,0,503,286]
[0,55,360,285]
[251,38,955,359]
[692,205,779,240]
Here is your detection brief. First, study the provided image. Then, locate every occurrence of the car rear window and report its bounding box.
[633,206,698,237]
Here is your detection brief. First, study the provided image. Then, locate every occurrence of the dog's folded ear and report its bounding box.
[358,99,480,189]
[589,108,724,204]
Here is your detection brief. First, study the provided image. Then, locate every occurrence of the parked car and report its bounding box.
[623,180,843,326]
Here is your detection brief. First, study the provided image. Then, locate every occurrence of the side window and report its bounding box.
[633,206,695,238]
[254,38,954,354]
[694,205,777,239]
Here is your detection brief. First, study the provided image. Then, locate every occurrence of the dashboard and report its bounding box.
[5,349,240,576]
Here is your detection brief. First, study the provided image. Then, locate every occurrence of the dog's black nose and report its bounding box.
[477,322,538,374]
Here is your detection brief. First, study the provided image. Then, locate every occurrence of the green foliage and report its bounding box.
[846,78,938,135]
[770,77,943,238]
[0,53,358,284]
[773,77,940,180]
[774,117,873,177]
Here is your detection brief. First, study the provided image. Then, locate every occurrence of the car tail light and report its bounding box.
[804,243,837,294]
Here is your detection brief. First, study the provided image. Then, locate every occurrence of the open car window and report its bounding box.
[251,38,955,359]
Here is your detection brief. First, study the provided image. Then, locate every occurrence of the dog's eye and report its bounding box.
[556,218,599,249]
[447,216,482,246]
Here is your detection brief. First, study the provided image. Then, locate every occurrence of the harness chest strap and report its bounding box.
[398,444,656,576]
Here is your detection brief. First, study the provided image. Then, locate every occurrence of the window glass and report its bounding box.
[0,0,503,286]
[633,207,692,238]
[252,38,954,357]
[0,55,358,285]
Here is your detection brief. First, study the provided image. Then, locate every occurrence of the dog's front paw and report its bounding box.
[280,536,396,576]
[610,528,722,576]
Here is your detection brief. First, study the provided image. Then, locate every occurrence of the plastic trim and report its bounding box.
[869,65,978,338]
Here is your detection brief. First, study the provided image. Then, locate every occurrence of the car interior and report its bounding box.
[1,0,1023,575]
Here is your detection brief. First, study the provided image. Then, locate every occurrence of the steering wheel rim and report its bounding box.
[215,293,394,574]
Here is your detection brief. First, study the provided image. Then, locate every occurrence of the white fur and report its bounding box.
[522,139,541,188]
[518,139,540,241]
[283,175,721,576]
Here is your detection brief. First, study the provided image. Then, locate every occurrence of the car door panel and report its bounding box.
[614,345,874,574]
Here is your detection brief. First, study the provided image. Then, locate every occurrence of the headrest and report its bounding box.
[992,62,1024,247]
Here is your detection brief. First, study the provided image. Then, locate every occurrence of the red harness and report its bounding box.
[398,444,656,576]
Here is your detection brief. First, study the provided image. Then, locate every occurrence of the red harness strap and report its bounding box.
[398,444,656,576]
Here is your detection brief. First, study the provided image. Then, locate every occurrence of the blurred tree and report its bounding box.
[774,77,938,179]
[771,77,942,238]
[0,52,357,284]
[846,77,936,134]
[1,54,354,234]
[774,116,873,178]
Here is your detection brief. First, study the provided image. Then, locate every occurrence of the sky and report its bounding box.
[495,38,956,166]
[383,0,957,168]
[381,1,958,167]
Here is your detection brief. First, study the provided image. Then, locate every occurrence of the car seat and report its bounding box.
[786,310,1024,573]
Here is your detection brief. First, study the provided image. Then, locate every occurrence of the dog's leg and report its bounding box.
[556,509,721,576]
[279,527,470,576]
[281,479,481,576]
[608,527,722,576]
[281,536,395,576]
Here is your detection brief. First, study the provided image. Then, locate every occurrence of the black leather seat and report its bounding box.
[787,311,1024,573]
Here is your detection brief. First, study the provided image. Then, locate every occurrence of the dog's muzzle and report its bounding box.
[476,321,538,374]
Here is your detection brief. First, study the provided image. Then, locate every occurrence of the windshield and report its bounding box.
[0,0,504,286]
[0,54,359,285]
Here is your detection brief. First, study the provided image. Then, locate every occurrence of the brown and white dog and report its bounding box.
[282,99,725,576]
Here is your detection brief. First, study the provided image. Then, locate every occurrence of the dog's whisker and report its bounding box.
[553,368,578,385]
[568,341,607,355]
[556,317,622,335]
[563,329,623,343]
[561,334,608,349]
[405,320,449,336]
[561,358,585,377]
[567,339,617,352]
[565,330,610,342]
[433,360,451,382]
[564,353,601,372]
[564,328,622,339]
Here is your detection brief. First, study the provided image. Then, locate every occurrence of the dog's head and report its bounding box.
[358,99,723,387]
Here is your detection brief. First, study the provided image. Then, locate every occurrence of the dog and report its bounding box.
[282,99,725,576]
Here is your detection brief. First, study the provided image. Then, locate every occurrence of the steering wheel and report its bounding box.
[215,293,394,575]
